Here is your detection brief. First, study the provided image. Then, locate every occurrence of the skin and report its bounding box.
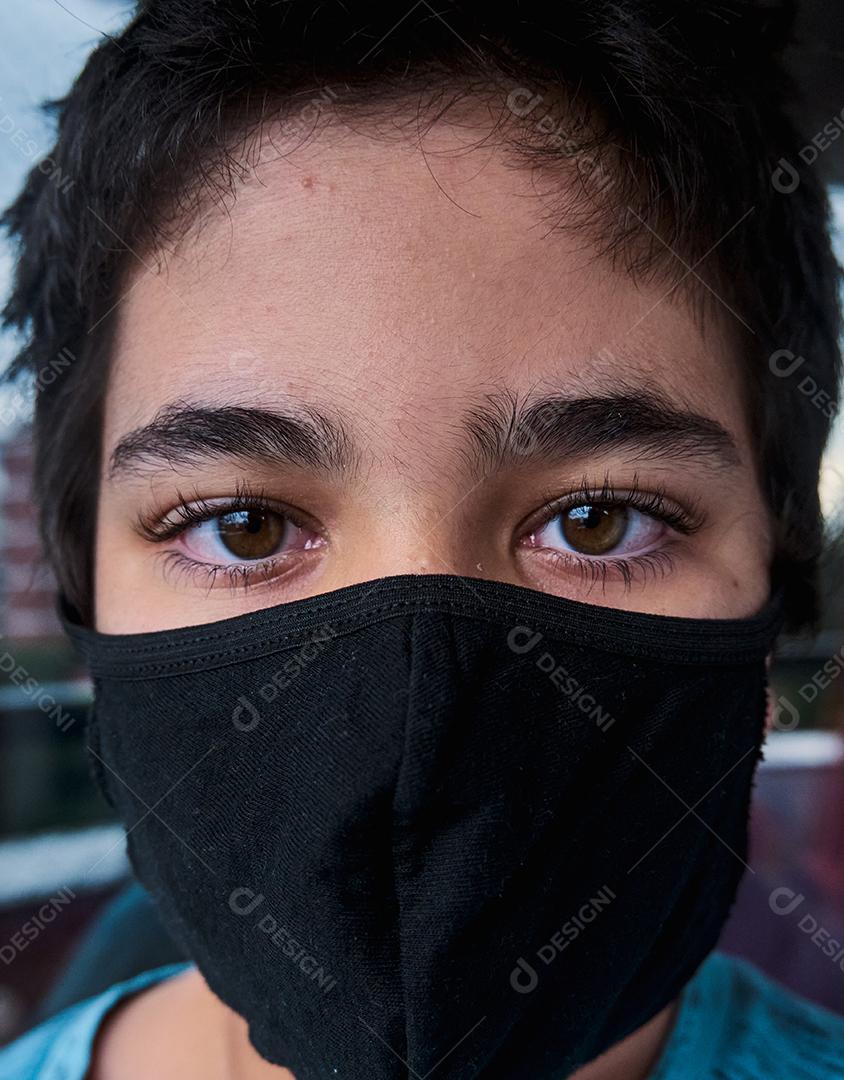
[87,98,772,1079]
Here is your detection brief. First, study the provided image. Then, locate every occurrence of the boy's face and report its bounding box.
[93,112,771,633]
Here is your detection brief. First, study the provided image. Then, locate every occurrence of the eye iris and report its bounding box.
[562,504,628,555]
[216,510,286,560]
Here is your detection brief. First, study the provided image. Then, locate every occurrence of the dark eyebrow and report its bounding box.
[108,388,740,484]
[108,401,356,479]
[463,389,742,478]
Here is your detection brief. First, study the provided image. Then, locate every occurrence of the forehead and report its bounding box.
[104,113,747,451]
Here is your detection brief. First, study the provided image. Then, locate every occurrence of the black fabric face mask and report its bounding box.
[61,574,782,1080]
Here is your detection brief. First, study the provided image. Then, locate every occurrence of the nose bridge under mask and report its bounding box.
[62,575,782,1080]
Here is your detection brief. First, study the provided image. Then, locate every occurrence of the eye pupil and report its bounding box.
[562,503,628,555]
[217,509,286,559]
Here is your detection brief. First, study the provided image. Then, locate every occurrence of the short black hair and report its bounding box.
[1,0,840,630]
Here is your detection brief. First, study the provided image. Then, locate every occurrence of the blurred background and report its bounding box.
[0,0,843,1047]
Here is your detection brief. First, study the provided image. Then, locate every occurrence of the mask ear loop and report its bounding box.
[764,655,775,734]
[55,592,115,803]
[761,584,792,735]
[83,678,116,809]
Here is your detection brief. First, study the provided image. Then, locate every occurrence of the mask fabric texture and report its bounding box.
[61,574,783,1080]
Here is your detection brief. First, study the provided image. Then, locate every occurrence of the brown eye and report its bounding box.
[216,510,288,560]
[561,504,628,555]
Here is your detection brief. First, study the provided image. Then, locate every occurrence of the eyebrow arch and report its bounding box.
[108,401,356,480]
[463,389,742,478]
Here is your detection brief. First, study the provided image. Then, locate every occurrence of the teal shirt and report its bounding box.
[1,953,843,1078]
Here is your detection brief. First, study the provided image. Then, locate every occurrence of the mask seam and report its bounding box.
[60,588,784,659]
[66,605,783,678]
[72,630,778,673]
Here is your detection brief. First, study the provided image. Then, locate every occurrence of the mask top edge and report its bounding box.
[59,573,784,679]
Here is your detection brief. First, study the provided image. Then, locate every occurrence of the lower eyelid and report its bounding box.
[536,547,680,588]
[155,549,311,591]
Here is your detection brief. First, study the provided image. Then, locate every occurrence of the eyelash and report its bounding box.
[541,547,679,591]
[157,551,290,593]
[136,482,317,592]
[522,474,704,590]
[136,481,288,541]
[137,475,702,592]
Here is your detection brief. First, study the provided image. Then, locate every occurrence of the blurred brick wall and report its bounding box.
[0,430,61,640]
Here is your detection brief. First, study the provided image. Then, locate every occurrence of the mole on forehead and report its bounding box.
[109,132,741,444]
[149,105,603,263]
